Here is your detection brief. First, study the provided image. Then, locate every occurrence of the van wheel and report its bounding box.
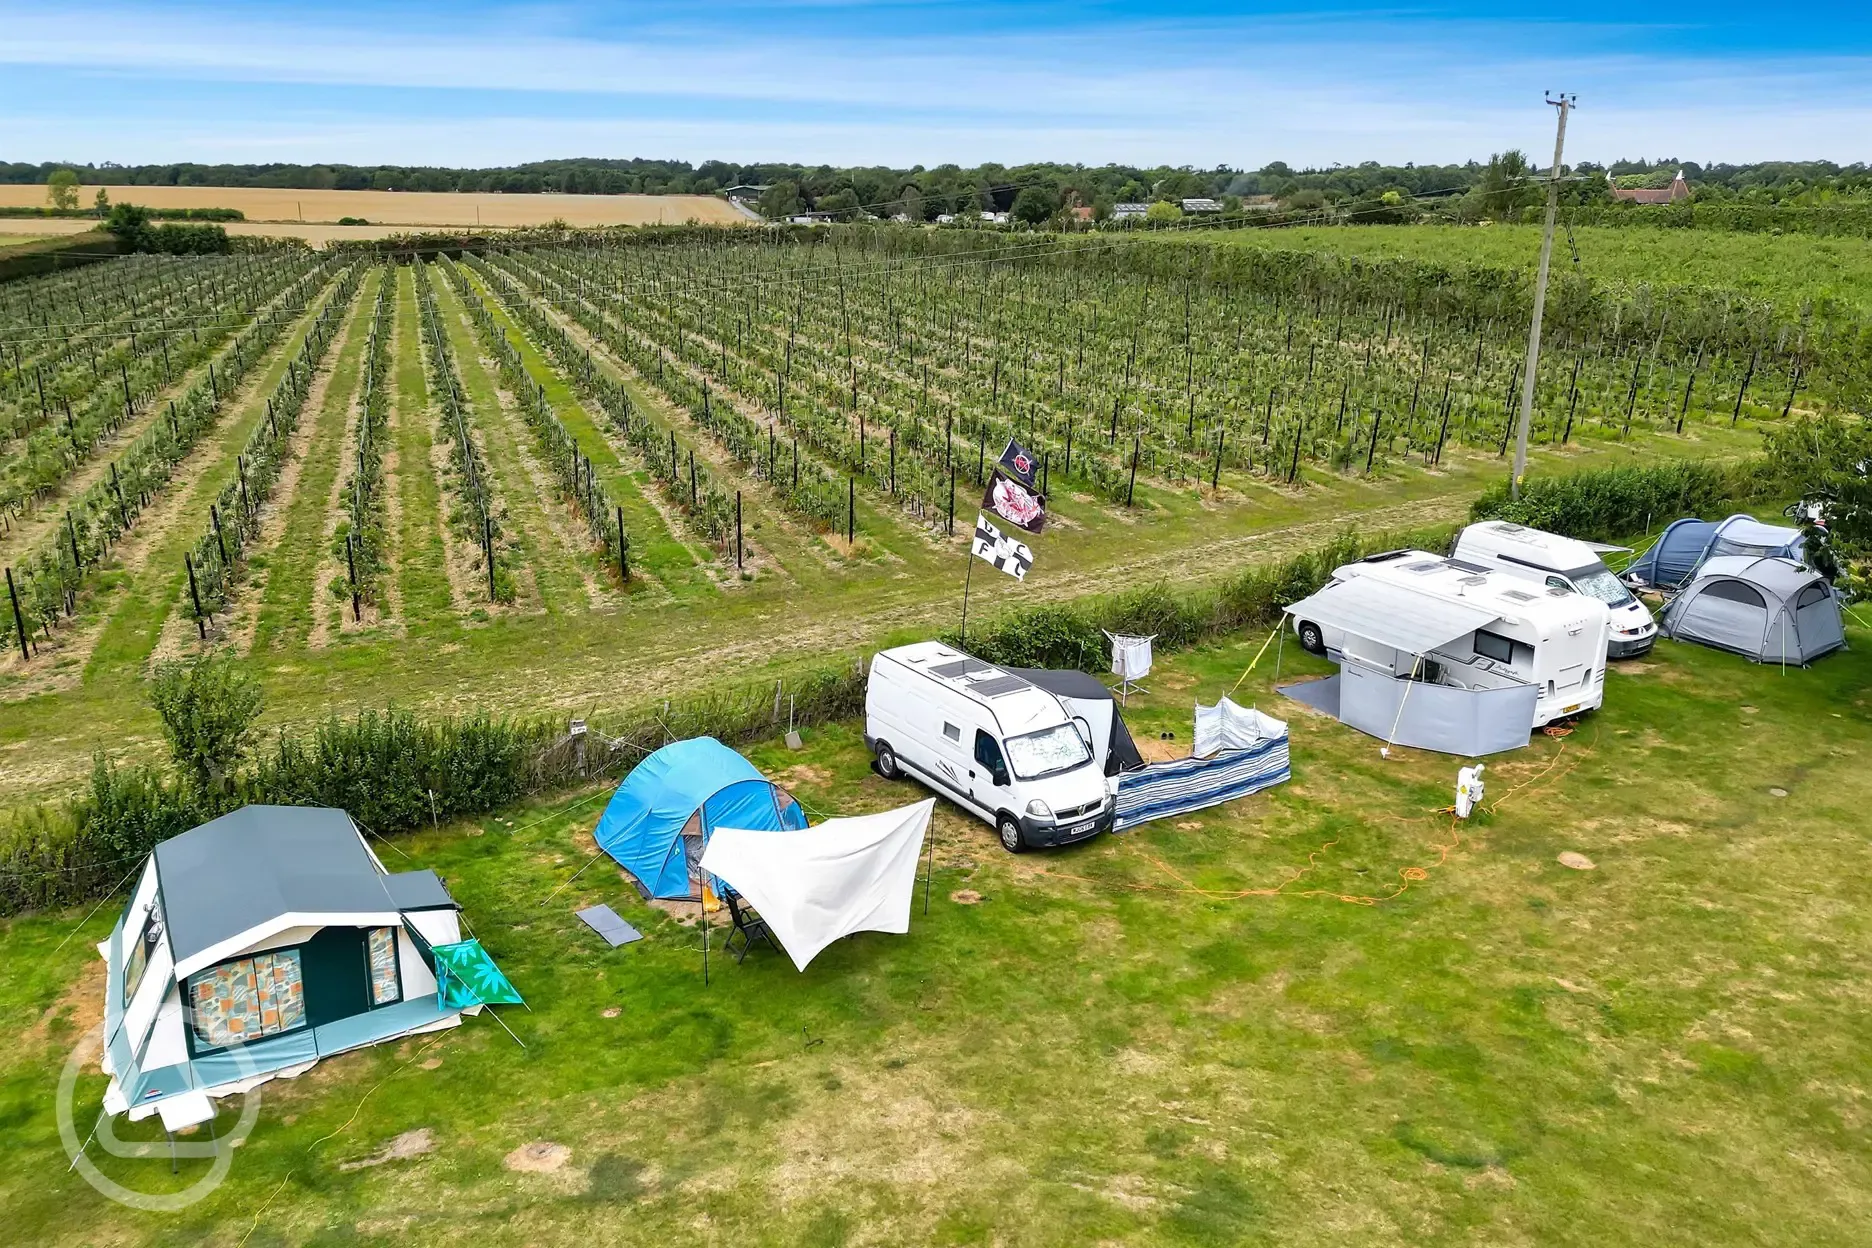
[874,742,900,780]
[1298,621,1325,655]
[997,814,1026,854]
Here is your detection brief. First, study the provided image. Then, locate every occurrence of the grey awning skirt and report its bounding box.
[1286,578,1500,655]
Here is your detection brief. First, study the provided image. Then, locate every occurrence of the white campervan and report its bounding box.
[866,642,1113,853]
[1292,550,1610,727]
[1453,521,1656,658]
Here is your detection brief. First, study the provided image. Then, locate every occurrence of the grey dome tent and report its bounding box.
[1660,556,1845,665]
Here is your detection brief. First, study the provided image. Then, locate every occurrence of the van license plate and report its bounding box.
[1068,821,1095,836]
[1562,704,1581,714]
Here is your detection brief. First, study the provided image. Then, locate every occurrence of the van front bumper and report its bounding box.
[1608,630,1656,658]
[1023,805,1112,848]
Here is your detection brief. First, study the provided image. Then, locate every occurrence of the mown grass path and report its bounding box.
[427,264,589,615]
[249,267,379,652]
[454,268,705,598]
[390,264,453,633]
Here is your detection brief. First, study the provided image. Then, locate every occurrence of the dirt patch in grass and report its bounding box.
[949,889,982,905]
[22,956,104,1055]
[339,1127,436,1171]
[505,1140,572,1172]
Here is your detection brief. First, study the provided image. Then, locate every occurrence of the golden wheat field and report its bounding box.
[0,184,744,227]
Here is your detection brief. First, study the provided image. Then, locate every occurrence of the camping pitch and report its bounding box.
[593,737,806,900]
[699,799,935,971]
[97,806,490,1130]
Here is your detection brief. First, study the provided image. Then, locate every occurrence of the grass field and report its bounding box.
[0,233,59,251]
[1198,224,1872,318]
[3,628,1869,1246]
[0,186,746,228]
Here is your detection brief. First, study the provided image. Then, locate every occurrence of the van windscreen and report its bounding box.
[1005,724,1092,780]
[1567,565,1634,607]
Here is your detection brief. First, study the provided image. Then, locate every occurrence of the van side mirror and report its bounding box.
[993,766,1010,787]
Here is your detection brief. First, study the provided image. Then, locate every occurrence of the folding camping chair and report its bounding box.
[722,892,777,964]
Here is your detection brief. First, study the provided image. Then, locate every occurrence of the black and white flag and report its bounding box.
[971,512,1034,581]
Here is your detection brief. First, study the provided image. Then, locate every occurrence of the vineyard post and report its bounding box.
[847,478,856,544]
[184,554,207,638]
[1677,344,1703,434]
[889,426,896,495]
[345,533,361,622]
[484,516,496,601]
[1731,349,1758,425]
[1212,429,1225,490]
[947,466,955,536]
[1511,91,1573,500]
[689,450,697,507]
[616,507,629,582]
[1126,434,1139,507]
[211,504,228,564]
[1065,416,1074,475]
[66,512,81,572]
[6,568,28,662]
[735,492,743,570]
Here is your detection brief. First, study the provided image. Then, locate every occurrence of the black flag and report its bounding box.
[997,438,1039,490]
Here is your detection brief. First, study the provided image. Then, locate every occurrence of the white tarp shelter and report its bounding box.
[699,799,935,971]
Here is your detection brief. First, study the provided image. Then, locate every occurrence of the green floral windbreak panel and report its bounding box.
[431,940,523,1010]
[190,950,306,1048]
[368,927,400,1006]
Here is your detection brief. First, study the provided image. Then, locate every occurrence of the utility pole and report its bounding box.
[1511,92,1574,501]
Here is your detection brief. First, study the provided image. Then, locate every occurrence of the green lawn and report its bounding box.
[1194,224,1872,318]
[4,623,1868,1245]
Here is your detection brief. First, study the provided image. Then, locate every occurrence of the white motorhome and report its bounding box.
[866,642,1113,853]
[1453,521,1656,658]
[1291,550,1610,727]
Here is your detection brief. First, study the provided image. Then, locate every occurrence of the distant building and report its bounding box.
[1240,194,1279,212]
[1113,202,1150,219]
[980,210,1009,224]
[935,213,956,224]
[1071,205,1094,222]
[1181,197,1222,214]
[1609,170,1691,205]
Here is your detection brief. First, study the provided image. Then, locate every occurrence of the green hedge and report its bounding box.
[1469,458,1784,541]
[0,666,865,917]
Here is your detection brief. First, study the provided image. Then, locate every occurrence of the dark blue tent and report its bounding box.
[594,738,805,899]
[1626,515,1806,592]
[1625,518,1717,591]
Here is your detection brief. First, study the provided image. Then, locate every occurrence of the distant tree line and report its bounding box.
[6,155,1865,227]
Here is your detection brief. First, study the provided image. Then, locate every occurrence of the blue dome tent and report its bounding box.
[1626,514,1805,592]
[594,738,806,899]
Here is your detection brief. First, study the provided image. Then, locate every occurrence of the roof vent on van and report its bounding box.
[1460,575,1488,587]
[1502,589,1537,602]
[1494,522,1525,533]
[1406,560,1441,573]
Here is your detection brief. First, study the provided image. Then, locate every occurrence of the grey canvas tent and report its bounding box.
[1660,556,1845,664]
[1007,667,1145,776]
[99,806,472,1130]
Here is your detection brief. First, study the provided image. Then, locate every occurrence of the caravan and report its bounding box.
[866,642,1114,853]
[1291,550,1610,728]
[1452,521,1656,658]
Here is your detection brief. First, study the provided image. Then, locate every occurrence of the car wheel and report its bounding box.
[875,742,899,780]
[1298,621,1325,655]
[997,814,1026,854]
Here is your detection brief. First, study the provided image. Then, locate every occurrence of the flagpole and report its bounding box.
[959,541,976,648]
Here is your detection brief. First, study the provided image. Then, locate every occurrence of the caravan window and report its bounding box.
[942,722,961,743]
[122,908,160,1007]
[188,950,308,1050]
[1474,630,1516,664]
[367,927,401,1007]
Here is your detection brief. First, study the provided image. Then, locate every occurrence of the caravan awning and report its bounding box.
[1286,578,1500,655]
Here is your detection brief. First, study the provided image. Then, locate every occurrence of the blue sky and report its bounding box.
[2,2,1867,169]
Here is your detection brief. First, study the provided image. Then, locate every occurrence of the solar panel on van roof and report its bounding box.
[970,674,1033,697]
[930,659,990,679]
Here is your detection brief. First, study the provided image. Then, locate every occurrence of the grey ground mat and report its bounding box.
[1277,675,1341,718]
[575,904,643,947]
